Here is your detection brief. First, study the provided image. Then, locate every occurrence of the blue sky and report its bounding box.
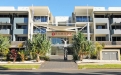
[0,0,121,16]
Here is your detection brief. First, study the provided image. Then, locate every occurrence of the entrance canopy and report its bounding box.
[34,23,82,31]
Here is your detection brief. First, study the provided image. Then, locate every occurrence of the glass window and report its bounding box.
[96,26,102,29]
[96,37,106,41]
[112,37,116,41]
[76,16,80,22]
[117,37,121,41]
[112,26,115,29]
[102,26,105,29]
[41,16,47,22]
[83,16,87,22]
[102,37,106,41]
[22,26,27,29]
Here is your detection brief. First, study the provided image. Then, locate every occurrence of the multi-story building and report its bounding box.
[0,6,121,60]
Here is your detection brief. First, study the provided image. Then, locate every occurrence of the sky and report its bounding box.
[0,0,121,16]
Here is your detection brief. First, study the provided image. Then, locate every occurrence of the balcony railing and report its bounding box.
[96,41,121,45]
[81,30,93,33]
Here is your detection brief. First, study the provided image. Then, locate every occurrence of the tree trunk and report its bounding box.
[36,54,40,62]
[80,54,83,61]
[13,57,16,62]
[97,51,99,60]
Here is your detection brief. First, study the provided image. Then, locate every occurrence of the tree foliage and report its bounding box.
[95,42,105,59]
[0,35,10,57]
[72,32,95,61]
[26,33,51,62]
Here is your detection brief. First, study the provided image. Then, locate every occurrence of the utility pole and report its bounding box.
[87,4,90,41]
[30,4,34,41]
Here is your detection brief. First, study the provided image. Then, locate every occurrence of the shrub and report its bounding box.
[40,56,50,61]
[120,55,121,61]
[73,54,78,61]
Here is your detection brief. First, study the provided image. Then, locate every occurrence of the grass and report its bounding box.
[78,64,121,69]
[0,64,40,70]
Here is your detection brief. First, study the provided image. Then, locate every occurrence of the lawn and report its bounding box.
[0,64,40,70]
[78,64,121,69]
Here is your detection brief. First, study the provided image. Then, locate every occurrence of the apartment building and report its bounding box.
[0,6,121,60]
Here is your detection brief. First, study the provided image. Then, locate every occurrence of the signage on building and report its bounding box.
[52,32,74,36]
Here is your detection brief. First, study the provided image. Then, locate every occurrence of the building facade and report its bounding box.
[0,6,121,60]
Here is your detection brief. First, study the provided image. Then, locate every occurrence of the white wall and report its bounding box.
[54,16,70,26]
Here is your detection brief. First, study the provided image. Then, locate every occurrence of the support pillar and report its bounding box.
[87,22,90,41]
[64,47,68,61]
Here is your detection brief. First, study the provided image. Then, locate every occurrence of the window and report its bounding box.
[94,15,105,18]
[16,37,27,41]
[34,16,48,22]
[85,37,91,40]
[112,37,121,41]
[76,16,90,22]
[51,38,69,44]
[22,26,27,29]
[16,25,27,29]
[96,26,102,29]
[112,25,121,29]
[96,37,106,41]
[41,16,47,22]
[96,25,106,29]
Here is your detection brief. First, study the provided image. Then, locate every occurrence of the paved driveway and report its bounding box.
[40,55,78,70]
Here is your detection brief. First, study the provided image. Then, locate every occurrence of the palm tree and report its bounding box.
[85,41,95,59]
[95,42,105,59]
[72,32,95,61]
[72,32,87,61]
[18,43,26,62]
[26,33,51,62]
[0,35,10,58]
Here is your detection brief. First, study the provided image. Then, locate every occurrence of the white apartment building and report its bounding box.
[0,6,121,60]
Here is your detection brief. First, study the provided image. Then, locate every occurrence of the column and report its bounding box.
[87,22,90,41]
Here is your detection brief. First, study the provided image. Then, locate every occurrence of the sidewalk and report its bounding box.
[76,59,121,64]
[0,60,45,64]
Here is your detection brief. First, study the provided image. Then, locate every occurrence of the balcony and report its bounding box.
[33,29,46,34]
[33,16,48,23]
[0,29,10,34]
[111,18,121,24]
[95,18,108,23]
[81,30,93,33]
[97,41,121,48]
[95,29,109,34]
[14,29,28,34]
[0,18,10,23]
[111,29,121,34]
[14,18,28,23]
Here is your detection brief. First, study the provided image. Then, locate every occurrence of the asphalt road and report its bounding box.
[0,69,121,75]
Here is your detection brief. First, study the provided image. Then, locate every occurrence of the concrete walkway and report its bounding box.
[40,55,78,70]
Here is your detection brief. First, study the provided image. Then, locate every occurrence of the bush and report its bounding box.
[73,54,78,61]
[90,55,97,59]
[120,55,121,61]
[40,56,50,61]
